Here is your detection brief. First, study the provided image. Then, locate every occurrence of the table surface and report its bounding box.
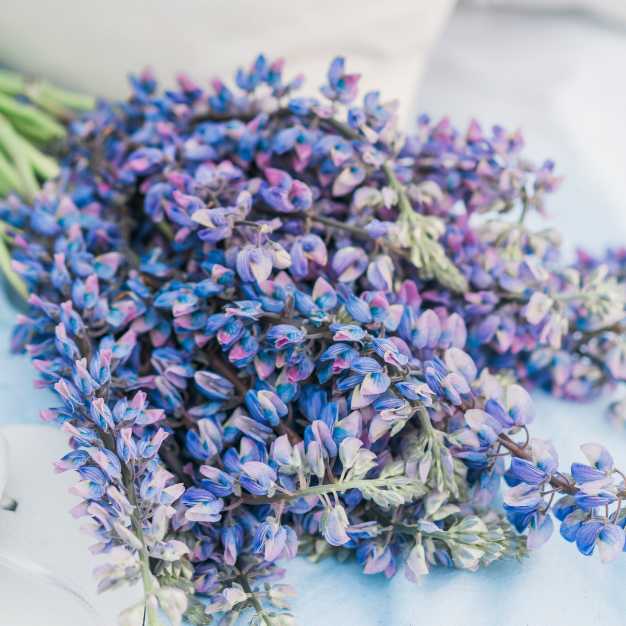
[2,7,626,625]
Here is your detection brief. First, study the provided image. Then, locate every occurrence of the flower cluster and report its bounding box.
[4,56,626,626]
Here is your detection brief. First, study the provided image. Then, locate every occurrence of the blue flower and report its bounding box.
[244,389,288,427]
[575,521,625,561]
[266,324,306,349]
[182,488,224,523]
[239,461,276,496]
[503,483,542,532]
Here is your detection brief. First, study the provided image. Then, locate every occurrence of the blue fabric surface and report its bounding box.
[0,292,52,426]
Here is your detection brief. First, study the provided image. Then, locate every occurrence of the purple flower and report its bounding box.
[320,504,351,546]
[245,389,288,426]
[262,168,313,213]
[332,247,368,283]
[253,517,298,561]
[239,461,276,496]
[321,57,360,104]
[182,488,224,523]
[194,371,235,400]
[236,246,273,283]
[505,439,558,486]
[503,483,543,532]
[330,324,366,342]
[485,384,535,429]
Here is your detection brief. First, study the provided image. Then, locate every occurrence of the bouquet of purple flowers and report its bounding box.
[3,55,626,625]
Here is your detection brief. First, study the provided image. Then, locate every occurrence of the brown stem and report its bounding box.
[207,349,248,396]
[159,437,193,488]
[498,433,577,496]
[193,106,362,142]
[276,421,302,445]
[237,571,274,626]
[254,204,412,264]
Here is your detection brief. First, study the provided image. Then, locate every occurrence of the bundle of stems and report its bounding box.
[0,68,94,298]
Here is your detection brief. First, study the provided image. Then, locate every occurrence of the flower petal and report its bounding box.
[580,443,614,473]
[597,524,625,562]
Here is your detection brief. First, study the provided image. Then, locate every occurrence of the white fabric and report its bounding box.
[0,425,140,625]
[0,0,455,124]
[465,0,626,24]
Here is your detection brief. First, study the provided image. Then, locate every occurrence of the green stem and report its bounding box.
[502,432,626,503]
[125,464,162,626]
[0,112,39,198]
[27,80,96,117]
[238,572,274,626]
[383,161,468,293]
[0,70,25,96]
[0,91,65,142]
[0,149,21,191]
[100,429,163,626]
[0,230,28,300]
[416,405,435,436]
[256,204,413,266]
[309,213,373,238]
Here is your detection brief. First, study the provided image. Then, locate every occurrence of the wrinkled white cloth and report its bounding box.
[0,0,454,125]
[465,0,626,25]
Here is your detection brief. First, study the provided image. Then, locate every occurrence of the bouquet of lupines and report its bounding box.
[3,56,626,625]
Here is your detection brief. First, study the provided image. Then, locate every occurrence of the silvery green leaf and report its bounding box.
[525,291,554,325]
[431,504,460,521]
[379,459,405,479]
[418,453,432,483]
[349,448,377,479]
[451,544,484,571]
[424,491,448,517]
[417,520,440,534]
[157,586,188,626]
[149,539,190,562]
[405,541,429,583]
[360,477,426,509]
[453,515,488,535]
